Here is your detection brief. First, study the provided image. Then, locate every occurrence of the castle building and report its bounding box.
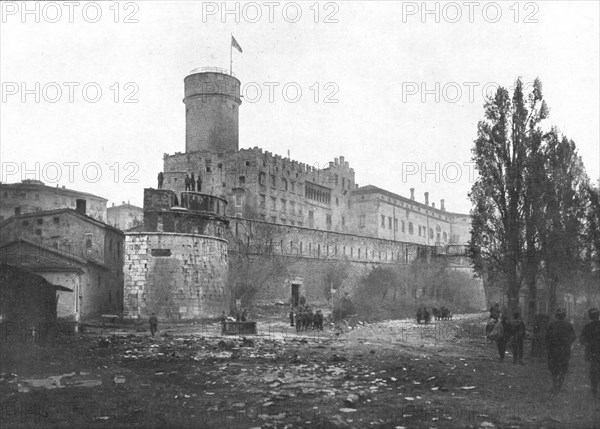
[161,67,471,247]
[0,180,107,223]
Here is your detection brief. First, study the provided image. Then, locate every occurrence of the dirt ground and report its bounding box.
[1,312,599,429]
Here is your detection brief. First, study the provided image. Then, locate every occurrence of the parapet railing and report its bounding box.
[189,67,235,77]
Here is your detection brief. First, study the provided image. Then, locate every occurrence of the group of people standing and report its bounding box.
[488,303,600,397]
[184,173,202,192]
[156,171,203,192]
[290,306,324,332]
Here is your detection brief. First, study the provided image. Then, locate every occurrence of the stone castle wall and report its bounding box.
[123,232,229,320]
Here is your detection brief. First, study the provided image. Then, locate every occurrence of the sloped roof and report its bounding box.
[0,263,73,291]
[0,208,123,234]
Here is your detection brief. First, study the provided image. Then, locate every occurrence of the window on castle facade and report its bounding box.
[282,179,288,191]
[381,215,385,227]
[358,215,366,228]
[443,231,447,241]
[281,199,287,212]
[429,228,434,239]
[401,221,405,232]
[290,201,295,214]
[290,181,295,192]
[85,233,93,249]
[260,194,266,208]
[270,174,276,187]
[235,194,243,207]
[388,217,392,229]
[270,197,276,210]
[394,218,398,231]
[326,214,332,229]
[239,176,245,185]
[342,216,345,226]
[259,172,266,186]
[409,222,414,234]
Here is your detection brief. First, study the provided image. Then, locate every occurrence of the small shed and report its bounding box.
[0,264,72,328]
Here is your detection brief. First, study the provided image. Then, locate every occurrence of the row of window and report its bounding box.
[305,184,331,204]
[258,195,304,216]
[357,194,452,221]
[376,214,449,241]
[2,191,40,200]
[232,237,412,262]
[257,172,303,193]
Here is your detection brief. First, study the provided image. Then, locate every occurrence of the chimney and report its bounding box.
[75,199,86,215]
[440,199,445,211]
[424,192,429,206]
[112,202,115,207]
[432,202,436,209]
[410,188,415,200]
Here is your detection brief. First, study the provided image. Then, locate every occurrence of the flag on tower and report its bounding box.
[231,36,243,53]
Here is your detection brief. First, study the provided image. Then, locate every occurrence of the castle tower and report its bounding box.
[184,68,242,153]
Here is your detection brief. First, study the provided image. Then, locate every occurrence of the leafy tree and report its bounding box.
[538,132,588,313]
[581,181,600,306]
[469,78,548,314]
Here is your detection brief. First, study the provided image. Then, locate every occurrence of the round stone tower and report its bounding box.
[184,67,242,154]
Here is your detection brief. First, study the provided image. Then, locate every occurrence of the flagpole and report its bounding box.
[230,34,233,75]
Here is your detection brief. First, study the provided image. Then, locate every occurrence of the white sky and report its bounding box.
[1,1,598,214]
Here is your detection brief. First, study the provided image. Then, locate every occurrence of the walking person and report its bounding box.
[580,308,600,398]
[509,312,526,365]
[546,308,576,393]
[491,315,509,361]
[289,307,295,326]
[149,313,158,337]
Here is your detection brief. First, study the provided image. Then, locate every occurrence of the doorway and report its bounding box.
[291,284,300,307]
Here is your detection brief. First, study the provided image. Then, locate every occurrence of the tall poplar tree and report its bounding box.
[469,78,548,313]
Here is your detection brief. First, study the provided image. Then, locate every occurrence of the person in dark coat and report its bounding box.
[416,306,423,324]
[190,173,196,191]
[490,303,501,322]
[423,307,431,324]
[509,312,526,365]
[531,314,550,360]
[495,315,510,361]
[149,313,158,337]
[197,175,202,192]
[546,308,576,393]
[157,172,164,189]
[184,174,191,191]
[580,308,600,398]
